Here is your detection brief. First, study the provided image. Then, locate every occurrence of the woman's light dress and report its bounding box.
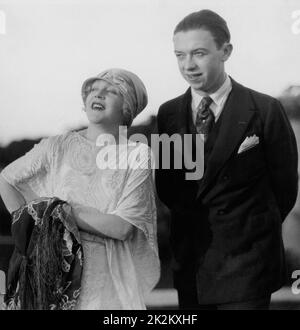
[1,131,160,309]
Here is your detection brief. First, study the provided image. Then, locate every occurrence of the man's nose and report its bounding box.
[184,55,197,71]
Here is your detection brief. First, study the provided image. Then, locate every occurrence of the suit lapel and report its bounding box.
[177,88,191,136]
[177,89,203,176]
[196,79,256,199]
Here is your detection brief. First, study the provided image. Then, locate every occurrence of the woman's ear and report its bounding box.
[122,104,132,127]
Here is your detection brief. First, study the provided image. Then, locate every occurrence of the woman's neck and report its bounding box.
[84,123,126,144]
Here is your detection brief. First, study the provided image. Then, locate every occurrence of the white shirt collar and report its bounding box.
[191,74,232,111]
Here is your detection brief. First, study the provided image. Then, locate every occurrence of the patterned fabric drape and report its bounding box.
[3,197,83,310]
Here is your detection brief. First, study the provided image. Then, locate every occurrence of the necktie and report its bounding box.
[195,96,214,141]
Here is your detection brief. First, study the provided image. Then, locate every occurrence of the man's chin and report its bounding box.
[190,82,207,93]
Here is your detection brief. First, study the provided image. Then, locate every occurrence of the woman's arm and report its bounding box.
[71,203,134,241]
[0,174,26,214]
[0,137,55,215]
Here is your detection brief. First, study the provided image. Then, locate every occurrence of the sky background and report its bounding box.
[0,0,300,145]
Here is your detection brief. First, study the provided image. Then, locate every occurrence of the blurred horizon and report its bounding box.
[0,0,300,146]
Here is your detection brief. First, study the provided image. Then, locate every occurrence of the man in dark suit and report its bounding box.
[155,9,298,309]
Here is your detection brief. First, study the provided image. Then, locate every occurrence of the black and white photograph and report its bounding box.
[0,0,300,314]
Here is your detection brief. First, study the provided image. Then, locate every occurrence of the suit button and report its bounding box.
[217,209,226,215]
[223,175,229,181]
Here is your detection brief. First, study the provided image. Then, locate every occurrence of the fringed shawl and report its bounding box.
[3,197,83,310]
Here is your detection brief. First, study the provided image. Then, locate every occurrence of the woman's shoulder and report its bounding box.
[35,134,61,151]
[127,141,154,170]
[127,140,152,157]
[39,131,78,153]
[127,139,150,150]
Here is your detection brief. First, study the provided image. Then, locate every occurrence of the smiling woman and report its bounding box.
[81,69,148,128]
[0,68,160,310]
[84,80,125,128]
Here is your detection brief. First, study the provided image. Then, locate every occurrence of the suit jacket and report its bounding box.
[155,78,298,304]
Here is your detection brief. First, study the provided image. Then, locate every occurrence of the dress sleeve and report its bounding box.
[111,144,157,246]
[1,137,55,196]
[108,144,160,297]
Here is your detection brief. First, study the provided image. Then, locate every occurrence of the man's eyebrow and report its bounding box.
[174,47,209,53]
[192,47,209,52]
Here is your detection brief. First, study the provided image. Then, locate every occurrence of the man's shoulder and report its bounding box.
[247,86,278,105]
[234,80,279,108]
[158,92,187,116]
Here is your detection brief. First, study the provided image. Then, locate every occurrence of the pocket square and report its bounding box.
[238,135,259,154]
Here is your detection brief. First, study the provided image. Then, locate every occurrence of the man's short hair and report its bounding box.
[174,9,231,49]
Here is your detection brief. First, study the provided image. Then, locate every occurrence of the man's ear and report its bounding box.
[222,43,233,62]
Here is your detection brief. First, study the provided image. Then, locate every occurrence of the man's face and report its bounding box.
[173,28,232,94]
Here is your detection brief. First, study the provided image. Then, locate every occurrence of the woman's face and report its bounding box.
[84,80,124,127]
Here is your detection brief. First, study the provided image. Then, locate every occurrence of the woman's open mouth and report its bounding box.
[91,102,105,111]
